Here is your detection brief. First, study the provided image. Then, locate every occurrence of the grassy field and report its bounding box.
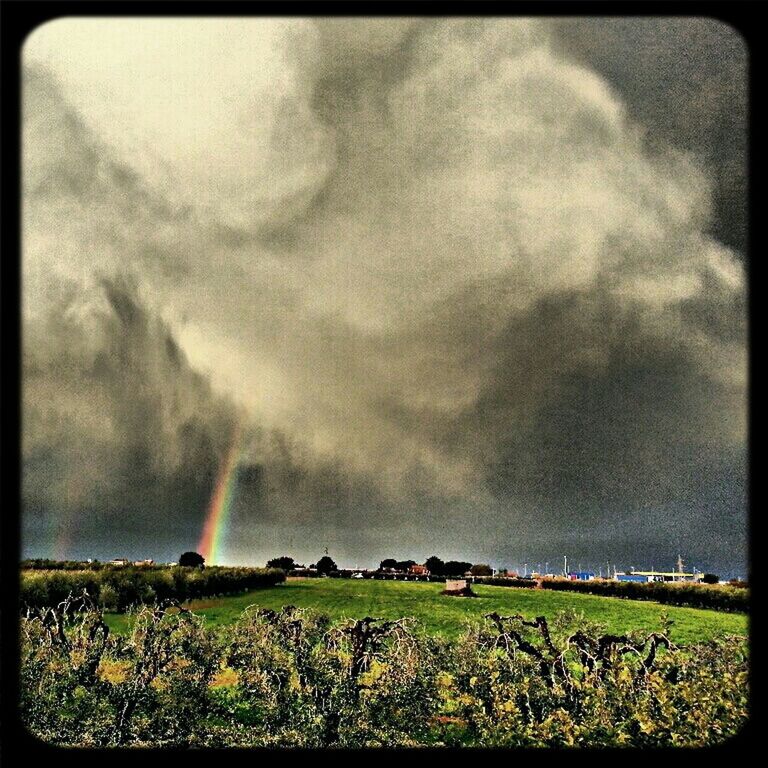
[103,577,747,645]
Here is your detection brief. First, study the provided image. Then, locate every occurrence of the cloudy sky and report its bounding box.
[21,17,747,574]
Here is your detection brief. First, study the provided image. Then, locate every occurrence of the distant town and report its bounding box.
[22,552,746,586]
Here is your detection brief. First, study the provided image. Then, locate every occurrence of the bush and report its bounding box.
[19,598,748,748]
[538,578,748,613]
[20,566,286,613]
[465,575,748,612]
[471,576,538,589]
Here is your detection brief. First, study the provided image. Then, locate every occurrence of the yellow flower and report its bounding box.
[210,666,239,688]
[97,659,130,684]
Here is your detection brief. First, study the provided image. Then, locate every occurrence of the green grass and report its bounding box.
[104,577,747,645]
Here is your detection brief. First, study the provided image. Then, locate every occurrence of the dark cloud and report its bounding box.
[21,273,394,561]
[22,277,234,547]
[477,290,744,517]
[21,18,748,574]
[551,17,748,254]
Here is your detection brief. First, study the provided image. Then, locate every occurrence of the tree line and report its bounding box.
[262,554,492,576]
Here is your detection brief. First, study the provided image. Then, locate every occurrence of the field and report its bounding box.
[103,576,747,645]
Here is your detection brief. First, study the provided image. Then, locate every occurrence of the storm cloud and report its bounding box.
[22,17,747,573]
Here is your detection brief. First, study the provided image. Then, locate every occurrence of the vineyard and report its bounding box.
[20,593,748,747]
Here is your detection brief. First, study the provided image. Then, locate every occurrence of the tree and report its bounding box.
[267,556,296,571]
[395,560,416,572]
[178,551,204,568]
[702,573,720,584]
[443,560,472,576]
[470,563,493,576]
[316,555,337,574]
[425,556,445,575]
[379,558,398,571]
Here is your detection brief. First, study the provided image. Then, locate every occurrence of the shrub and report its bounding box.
[538,578,748,613]
[466,575,748,612]
[20,566,286,613]
[19,597,748,748]
[471,576,538,589]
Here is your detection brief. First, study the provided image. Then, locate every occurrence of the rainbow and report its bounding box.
[197,420,244,565]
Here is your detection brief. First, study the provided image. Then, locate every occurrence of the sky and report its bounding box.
[21,17,748,576]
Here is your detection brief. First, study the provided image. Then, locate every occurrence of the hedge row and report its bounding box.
[20,601,749,747]
[20,559,150,571]
[340,573,748,612]
[466,576,536,589]
[20,566,286,612]
[534,577,749,612]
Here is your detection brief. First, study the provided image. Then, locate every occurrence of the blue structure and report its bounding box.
[616,574,649,583]
[569,571,596,581]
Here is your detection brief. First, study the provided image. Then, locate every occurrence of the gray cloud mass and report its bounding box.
[21,18,747,573]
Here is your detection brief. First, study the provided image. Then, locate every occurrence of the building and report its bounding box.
[133,559,154,567]
[615,555,702,583]
[616,570,702,583]
[289,567,319,577]
[568,571,596,581]
[109,558,130,567]
[409,564,430,576]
